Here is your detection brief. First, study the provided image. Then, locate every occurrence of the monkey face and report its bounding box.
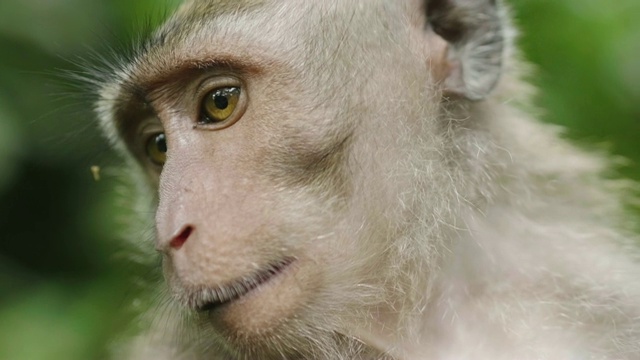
[93,0,640,359]
[97,0,478,356]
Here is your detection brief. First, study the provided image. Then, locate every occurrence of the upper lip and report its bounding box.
[178,257,295,312]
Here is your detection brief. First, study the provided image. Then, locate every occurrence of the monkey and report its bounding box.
[94,0,640,359]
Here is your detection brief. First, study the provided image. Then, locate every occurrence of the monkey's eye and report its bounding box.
[146,133,167,166]
[200,87,241,124]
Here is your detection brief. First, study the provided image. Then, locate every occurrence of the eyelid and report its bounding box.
[196,75,243,97]
[136,118,165,165]
[194,76,247,130]
[137,117,164,137]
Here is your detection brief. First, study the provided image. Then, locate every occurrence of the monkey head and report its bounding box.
[97,0,506,357]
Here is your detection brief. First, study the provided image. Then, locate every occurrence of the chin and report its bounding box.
[175,256,320,340]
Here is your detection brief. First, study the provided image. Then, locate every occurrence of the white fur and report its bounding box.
[97,1,640,359]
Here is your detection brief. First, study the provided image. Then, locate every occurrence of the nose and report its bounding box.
[156,225,196,252]
[166,224,194,251]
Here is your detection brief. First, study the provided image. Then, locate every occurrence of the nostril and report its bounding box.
[170,225,194,250]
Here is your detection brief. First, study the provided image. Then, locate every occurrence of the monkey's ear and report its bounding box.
[426,0,506,101]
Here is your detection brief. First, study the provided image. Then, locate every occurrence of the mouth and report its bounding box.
[182,258,296,312]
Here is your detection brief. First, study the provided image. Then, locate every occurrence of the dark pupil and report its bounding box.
[214,93,229,109]
[155,134,167,153]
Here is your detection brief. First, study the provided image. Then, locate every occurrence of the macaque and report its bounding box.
[95,0,640,359]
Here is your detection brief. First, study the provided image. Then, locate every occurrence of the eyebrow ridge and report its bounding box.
[131,56,262,98]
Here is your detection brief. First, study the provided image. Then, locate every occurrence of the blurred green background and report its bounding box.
[0,0,638,359]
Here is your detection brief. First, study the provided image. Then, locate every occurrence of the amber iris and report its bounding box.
[146,133,167,165]
[201,87,240,124]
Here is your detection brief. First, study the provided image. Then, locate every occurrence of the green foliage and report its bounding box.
[515,0,640,180]
[0,1,637,359]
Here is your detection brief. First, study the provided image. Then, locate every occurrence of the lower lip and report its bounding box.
[199,258,296,312]
[239,258,295,299]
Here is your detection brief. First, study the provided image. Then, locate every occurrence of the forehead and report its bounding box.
[174,0,267,18]
[163,0,268,34]
[110,0,407,101]
[127,0,303,88]
[147,0,271,58]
